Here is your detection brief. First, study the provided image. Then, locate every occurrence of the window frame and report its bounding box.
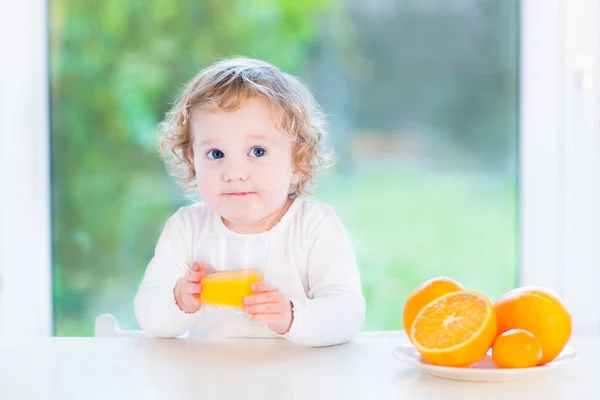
[0,0,53,336]
[520,0,600,334]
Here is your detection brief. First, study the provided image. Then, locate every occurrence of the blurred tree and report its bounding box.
[48,0,518,336]
[49,0,338,335]
[346,0,518,168]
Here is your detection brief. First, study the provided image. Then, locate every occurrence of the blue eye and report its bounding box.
[207,149,224,160]
[249,147,267,157]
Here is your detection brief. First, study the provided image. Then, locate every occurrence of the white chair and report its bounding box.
[94,313,147,338]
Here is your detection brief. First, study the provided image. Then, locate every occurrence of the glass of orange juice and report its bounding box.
[198,235,270,309]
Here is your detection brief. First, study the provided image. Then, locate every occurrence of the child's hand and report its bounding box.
[243,282,293,335]
[174,262,209,314]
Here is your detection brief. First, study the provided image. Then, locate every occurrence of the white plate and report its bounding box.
[393,343,577,382]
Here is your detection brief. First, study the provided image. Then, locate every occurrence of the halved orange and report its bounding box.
[411,290,497,367]
[403,276,464,343]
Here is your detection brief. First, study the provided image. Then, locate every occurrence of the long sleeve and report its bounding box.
[283,207,366,347]
[134,208,203,338]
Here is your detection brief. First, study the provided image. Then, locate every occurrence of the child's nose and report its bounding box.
[222,159,249,182]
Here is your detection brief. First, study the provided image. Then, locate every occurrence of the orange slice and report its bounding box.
[411,290,497,367]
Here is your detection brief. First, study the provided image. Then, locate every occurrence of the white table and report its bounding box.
[0,332,598,399]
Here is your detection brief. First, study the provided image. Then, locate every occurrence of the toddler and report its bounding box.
[134,57,365,347]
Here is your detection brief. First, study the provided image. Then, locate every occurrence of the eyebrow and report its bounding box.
[247,134,274,143]
[196,138,216,147]
[196,134,274,147]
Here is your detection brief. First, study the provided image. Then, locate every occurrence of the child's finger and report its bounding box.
[243,291,281,306]
[192,270,203,282]
[185,268,202,283]
[192,263,215,278]
[251,281,277,293]
[185,282,202,295]
[244,303,282,315]
[192,263,205,276]
[248,313,280,322]
[200,264,215,275]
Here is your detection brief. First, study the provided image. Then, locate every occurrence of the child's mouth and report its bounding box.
[223,192,255,197]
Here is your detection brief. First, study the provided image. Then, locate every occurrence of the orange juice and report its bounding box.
[200,269,264,308]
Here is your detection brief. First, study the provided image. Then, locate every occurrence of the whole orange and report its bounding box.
[492,329,542,368]
[494,286,572,364]
[403,276,463,343]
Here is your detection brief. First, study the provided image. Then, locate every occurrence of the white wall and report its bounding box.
[521,0,600,334]
[0,0,53,336]
[561,0,600,334]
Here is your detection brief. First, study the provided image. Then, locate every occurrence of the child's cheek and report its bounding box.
[196,173,221,202]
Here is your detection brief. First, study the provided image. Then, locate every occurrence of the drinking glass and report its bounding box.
[198,235,270,309]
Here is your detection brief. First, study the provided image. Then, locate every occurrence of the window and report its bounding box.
[47,0,518,335]
[1,0,598,336]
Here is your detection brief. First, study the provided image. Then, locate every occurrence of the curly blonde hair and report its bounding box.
[157,57,330,197]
